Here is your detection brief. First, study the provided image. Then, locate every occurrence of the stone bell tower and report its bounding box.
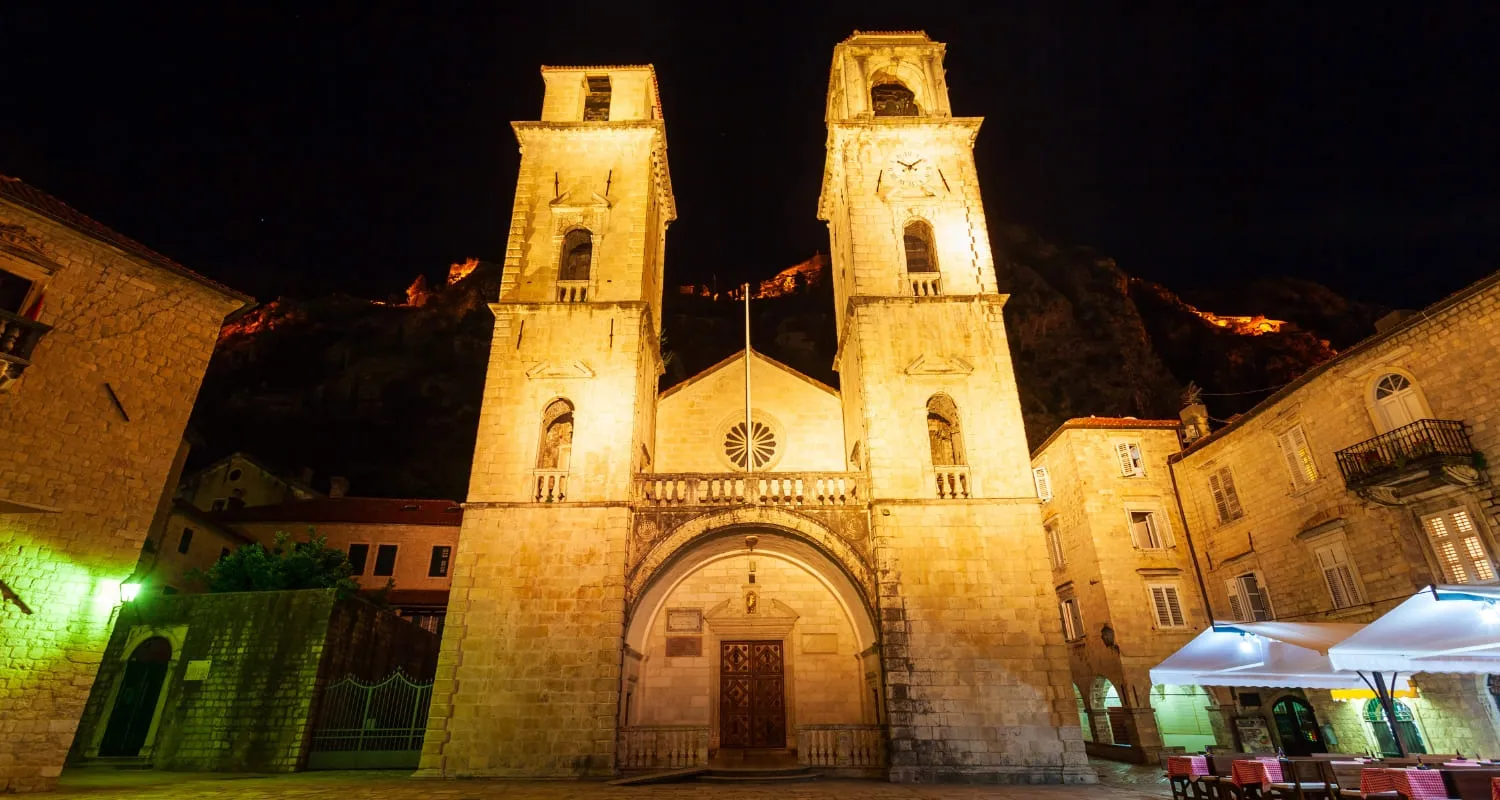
[419,65,673,777]
[819,31,1092,782]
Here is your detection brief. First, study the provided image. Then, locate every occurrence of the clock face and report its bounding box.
[888,150,933,188]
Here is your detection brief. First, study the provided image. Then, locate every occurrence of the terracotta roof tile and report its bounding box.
[0,174,252,304]
[213,497,464,527]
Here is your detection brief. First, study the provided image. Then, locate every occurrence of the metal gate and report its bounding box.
[307,669,433,769]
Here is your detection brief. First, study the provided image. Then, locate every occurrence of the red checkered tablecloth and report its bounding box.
[1360,768,1449,800]
[1231,758,1284,786]
[1490,775,1499,800]
[1167,756,1209,778]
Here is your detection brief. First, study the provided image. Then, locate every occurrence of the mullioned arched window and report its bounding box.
[926,394,965,466]
[537,399,575,470]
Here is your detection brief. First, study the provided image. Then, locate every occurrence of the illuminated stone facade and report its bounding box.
[419,33,1090,783]
[0,178,249,792]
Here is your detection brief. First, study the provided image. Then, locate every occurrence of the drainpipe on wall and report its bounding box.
[1168,457,1216,622]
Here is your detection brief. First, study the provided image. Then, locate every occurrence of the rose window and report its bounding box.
[724,420,778,470]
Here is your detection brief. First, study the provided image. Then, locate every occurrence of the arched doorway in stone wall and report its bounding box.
[1151,684,1218,752]
[1073,684,1093,742]
[98,637,172,757]
[622,522,882,761]
[1089,677,1126,746]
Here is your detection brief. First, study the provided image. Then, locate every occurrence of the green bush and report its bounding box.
[189,529,361,599]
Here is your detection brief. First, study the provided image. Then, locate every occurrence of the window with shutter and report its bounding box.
[1116,441,1144,477]
[1149,584,1186,628]
[1278,425,1319,490]
[1058,598,1084,640]
[1313,540,1363,609]
[1128,510,1170,549]
[1033,466,1052,501]
[1229,573,1273,621]
[1208,467,1245,523]
[1045,522,1065,570]
[1423,508,1497,584]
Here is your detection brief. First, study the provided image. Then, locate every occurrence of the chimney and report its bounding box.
[329,476,350,499]
[297,466,314,485]
[1180,402,1211,444]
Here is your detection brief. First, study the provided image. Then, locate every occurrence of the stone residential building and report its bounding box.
[177,451,323,512]
[1030,419,1219,764]
[418,33,1092,783]
[1170,272,1500,759]
[0,176,251,792]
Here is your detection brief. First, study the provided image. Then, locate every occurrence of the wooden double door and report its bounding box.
[719,640,785,749]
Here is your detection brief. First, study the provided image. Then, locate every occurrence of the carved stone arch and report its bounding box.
[625,506,876,641]
[867,61,930,116]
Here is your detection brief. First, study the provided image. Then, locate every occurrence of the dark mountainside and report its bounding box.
[190,229,1385,498]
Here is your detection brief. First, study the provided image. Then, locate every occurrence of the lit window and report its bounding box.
[1278,425,1319,490]
[1422,508,1496,583]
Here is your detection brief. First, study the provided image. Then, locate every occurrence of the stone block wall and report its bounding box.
[69,590,436,773]
[0,193,245,792]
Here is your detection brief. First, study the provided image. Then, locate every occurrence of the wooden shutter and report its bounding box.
[1046,525,1065,569]
[1208,473,1230,523]
[1225,579,1247,621]
[1067,599,1085,639]
[1150,585,1183,627]
[1116,442,1141,477]
[1279,426,1319,489]
[1425,509,1497,583]
[1220,468,1244,520]
[1237,574,1272,620]
[1314,541,1362,608]
[1163,586,1185,626]
[1033,467,1052,501]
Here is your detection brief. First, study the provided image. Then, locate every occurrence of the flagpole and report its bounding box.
[744,282,752,473]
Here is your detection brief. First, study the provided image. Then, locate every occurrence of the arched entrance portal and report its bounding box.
[623,527,881,755]
[99,637,172,757]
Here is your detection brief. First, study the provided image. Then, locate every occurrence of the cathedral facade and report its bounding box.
[418,32,1092,784]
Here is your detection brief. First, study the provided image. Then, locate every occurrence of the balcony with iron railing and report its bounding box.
[1334,419,1481,492]
[0,308,51,388]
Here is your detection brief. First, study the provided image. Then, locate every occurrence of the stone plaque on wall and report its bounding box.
[183,659,212,681]
[801,633,838,654]
[666,608,702,633]
[666,637,702,657]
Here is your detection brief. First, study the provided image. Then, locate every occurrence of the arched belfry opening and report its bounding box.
[871,81,919,116]
[559,229,593,281]
[537,398,574,470]
[903,220,937,273]
[926,394,965,466]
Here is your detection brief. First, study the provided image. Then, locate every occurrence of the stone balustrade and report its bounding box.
[933,465,971,499]
[531,469,568,503]
[797,724,886,769]
[635,472,864,508]
[617,725,709,770]
[908,273,941,296]
[556,280,589,303]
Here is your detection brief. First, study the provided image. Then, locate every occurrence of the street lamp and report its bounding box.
[120,566,148,603]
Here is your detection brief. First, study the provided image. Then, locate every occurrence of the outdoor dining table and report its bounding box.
[1168,756,1210,778]
[1231,758,1285,787]
[1360,767,1449,800]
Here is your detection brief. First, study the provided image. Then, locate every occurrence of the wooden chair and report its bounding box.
[1441,768,1500,800]
[1264,758,1334,800]
[1330,760,1397,800]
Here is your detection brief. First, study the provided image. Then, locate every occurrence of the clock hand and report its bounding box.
[896,160,915,170]
[909,158,924,168]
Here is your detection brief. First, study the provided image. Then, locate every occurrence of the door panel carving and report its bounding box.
[719,640,785,749]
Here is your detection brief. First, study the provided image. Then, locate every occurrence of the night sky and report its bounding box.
[2,2,1496,308]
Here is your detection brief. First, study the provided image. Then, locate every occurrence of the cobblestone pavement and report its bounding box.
[48,763,1172,800]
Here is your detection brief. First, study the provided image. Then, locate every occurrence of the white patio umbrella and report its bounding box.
[1151,621,1414,754]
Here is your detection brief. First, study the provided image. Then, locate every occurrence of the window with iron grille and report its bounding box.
[429,545,452,578]
[1148,584,1186,628]
[584,75,611,121]
[1207,466,1245,524]
[1422,508,1496,584]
